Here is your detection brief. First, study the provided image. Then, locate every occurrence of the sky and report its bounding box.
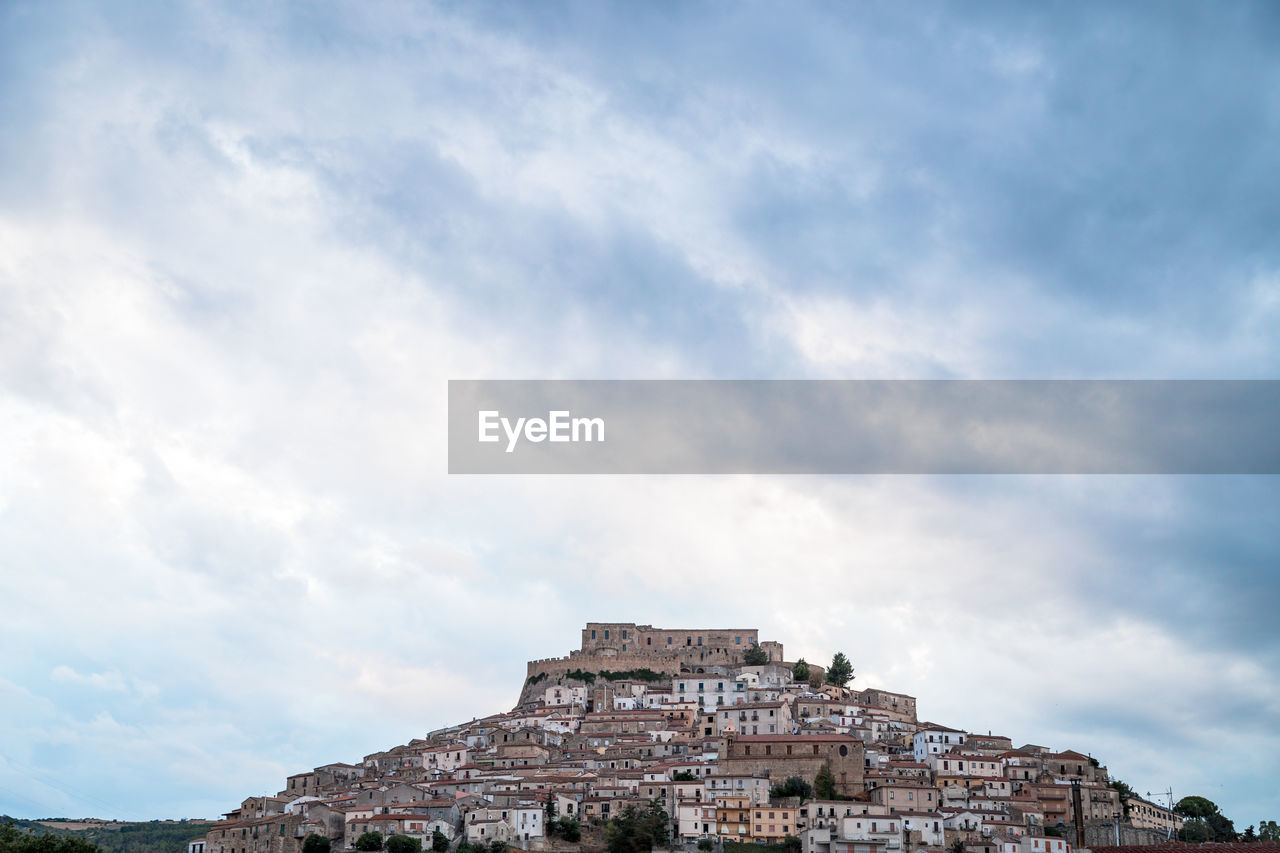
[1,0,1278,829]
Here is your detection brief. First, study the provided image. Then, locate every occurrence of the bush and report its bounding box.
[355,832,384,852]
[302,835,331,853]
[431,830,449,853]
[769,777,813,800]
[385,836,421,853]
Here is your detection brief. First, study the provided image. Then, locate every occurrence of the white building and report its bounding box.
[913,724,967,761]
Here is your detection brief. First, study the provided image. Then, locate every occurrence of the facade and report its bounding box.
[719,734,865,797]
[1124,796,1184,835]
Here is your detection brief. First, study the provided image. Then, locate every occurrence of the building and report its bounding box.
[718,734,865,797]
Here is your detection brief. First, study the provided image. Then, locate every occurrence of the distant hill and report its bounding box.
[1,817,216,853]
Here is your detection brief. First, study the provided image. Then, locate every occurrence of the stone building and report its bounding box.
[718,733,865,797]
[579,622,784,667]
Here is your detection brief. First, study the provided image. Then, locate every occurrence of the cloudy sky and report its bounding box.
[2,0,1278,829]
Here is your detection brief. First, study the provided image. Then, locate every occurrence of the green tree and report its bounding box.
[743,643,769,666]
[1259,821,1280,842]
[488,842,506,853]
[355,832,385,852]
[949,839,965,853]
[825,652,853,688]
[385,836,421,853]
[784,836,802,853]
[0,825,101,853]
[557,817,581,843]
[792,659,810,682]
[769,776,813,800]
[814,762,837,800]
[1108,779,1136,817]
[604,801,669,853]
[1176,796,1237,843]
[1242,826,1257,843]
[431,830,449,853]
[696,840,713,852]
[302,835,331,853]
[673,770,698,782]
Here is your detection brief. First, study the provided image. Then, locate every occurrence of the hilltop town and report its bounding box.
[197,623,1185,853]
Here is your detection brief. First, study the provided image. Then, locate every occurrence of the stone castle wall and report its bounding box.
[517,623,786,707]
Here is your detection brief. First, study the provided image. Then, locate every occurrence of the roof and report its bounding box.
[729,733,859,742]
[1088,847,1280,853]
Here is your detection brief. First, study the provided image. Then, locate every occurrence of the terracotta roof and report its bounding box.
[729,733,858,742]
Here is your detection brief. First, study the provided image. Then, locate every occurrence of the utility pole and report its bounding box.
[1147,789,1176,840]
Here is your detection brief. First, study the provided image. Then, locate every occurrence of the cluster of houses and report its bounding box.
[198,624,1183,853]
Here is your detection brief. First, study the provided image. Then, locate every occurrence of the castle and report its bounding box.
[520,622,786,704]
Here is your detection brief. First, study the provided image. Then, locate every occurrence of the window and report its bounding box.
[736,637,741,644]
[591,630,596,639]
[604,630,609,639]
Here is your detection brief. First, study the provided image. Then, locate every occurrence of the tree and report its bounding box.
[743,643,769,666]
[814,762,837,800]
[784,837,802,853]
[605,801,669,853]
[431,830,449,853]
[673,770,699,782]
[825,652,853,688]
[697,840,714,852]
[1176,796,1237,843]
[557,817,581,843]
[302,835,331,853]
[385,836,421,853]
[355,832,385,852]
[770,776,813,800]
[949,839,965,853]
[793,659,810,682]
[0,824,101,853]
[1259,821,1280,842]
[1108,779,1136,817]
[488,842,507,853]
[1243,826,1258,843]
